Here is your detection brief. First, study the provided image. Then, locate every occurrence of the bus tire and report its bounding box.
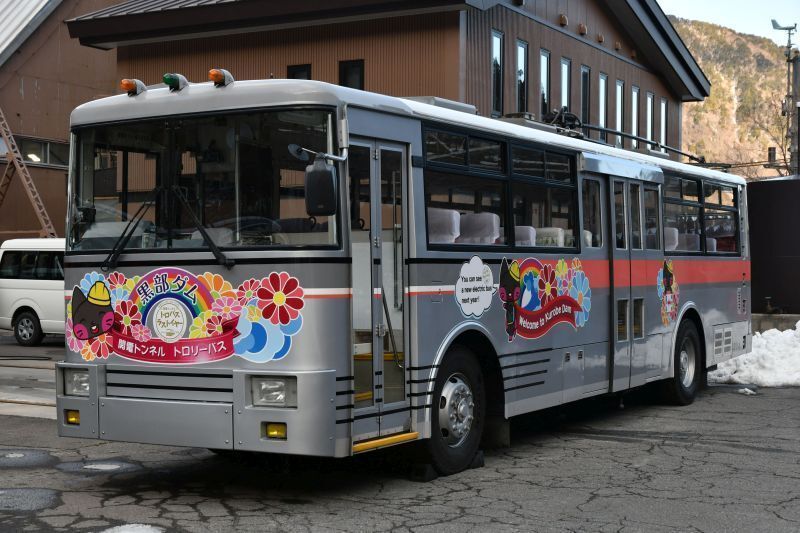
[662,320,701,405]
[14,311,43,347]
[426,345,485,476]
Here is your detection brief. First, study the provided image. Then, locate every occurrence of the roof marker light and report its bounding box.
[162,73,188,92]
[209,68,234,87]
[120,78,147,96]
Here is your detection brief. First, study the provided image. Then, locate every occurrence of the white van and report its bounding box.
[0,238,65,346]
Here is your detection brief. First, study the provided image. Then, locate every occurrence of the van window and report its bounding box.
[0,251,39,279]
[35,252,64,280]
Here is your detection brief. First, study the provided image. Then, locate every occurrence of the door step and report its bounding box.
[352,431,419,454]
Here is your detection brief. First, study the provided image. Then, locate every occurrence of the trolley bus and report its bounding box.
[57,74,751,475]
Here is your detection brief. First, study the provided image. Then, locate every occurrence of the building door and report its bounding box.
[610,178,648,392]
[349,139,410,442]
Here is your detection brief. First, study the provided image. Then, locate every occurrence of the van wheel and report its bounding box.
[426,345,485,476]
[662,320,701,405]
[14,311,43,347]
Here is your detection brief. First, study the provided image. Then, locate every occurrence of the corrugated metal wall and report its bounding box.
[118,12,462,101]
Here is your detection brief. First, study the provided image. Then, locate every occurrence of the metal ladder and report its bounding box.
[0,105,57,238]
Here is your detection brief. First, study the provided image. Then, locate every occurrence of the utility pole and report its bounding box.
[772,19,799,176]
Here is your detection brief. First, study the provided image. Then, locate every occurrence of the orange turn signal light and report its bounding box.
[65,409,80,425]
[120,78,146,96]
[208,68,234,87]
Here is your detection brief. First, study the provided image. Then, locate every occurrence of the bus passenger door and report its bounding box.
[610,178,649,392]
[349,139,410,443]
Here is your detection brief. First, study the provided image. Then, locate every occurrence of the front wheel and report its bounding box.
[425,345,485,476]
[14,311,43,347]
[662,320,701,405]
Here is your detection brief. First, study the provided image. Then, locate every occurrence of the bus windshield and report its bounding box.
[68,108,337,251]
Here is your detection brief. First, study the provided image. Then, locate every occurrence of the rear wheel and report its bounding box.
[662,320,701,405]
[426,345,485,476]
[14,311,43,347]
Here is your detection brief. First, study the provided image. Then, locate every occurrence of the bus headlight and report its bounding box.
[64,369,90,397]
[251,376,297,407]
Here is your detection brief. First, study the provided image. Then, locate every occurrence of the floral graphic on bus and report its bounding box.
[66,268,304,364]
[657,260,680,325]
[498,257,591,341]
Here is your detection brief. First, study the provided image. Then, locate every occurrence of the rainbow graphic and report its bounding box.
[128,268,215,322]
[517,258,544,312]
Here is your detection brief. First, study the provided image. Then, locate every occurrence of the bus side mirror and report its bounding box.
[305,158,338,217]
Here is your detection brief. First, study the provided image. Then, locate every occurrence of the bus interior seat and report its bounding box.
[706,237,717,252]
[277,218,328,233]
[190,227,233,246]
[82,220,154,249]
[515,225,536,246]
[583,229,593,247]
[455,212,500,244]
[536,227,565,247]
[678,233,700,251]
[664,227,679,251]
[427,207,460,244]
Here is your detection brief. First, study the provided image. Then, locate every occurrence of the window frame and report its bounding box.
[287,64,312,80]
[660,97,668,152]
[516,39,529,113]
[491,30,505,117]
[631,86,640,149]
[560,57,572,112]
[580,65,591,128]
[421,123,579,253]
[2,136,70,169]
[663,174,741,257]
[581,177,604,249]
[646,91,655,150]
[598,73,608,143]
[339,59,364,90]
[615,79,625,148]
[540,49,551,118]
[643,185,661,251]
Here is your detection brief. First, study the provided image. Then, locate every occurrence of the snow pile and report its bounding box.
[709,321,800,387]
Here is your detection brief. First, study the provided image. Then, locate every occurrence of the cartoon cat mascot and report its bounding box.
[498,258,521,341]
[72,281,114,340]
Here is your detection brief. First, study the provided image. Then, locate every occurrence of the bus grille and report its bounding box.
[104,367,234,403]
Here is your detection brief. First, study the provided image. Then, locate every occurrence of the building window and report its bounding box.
[540,49,550,118]
[339,60,364,90]
[287,64,311,80]
[580,66,591,128]
[615,80,624,147]
[598,73,608,142]
[516,40,528,113]
[2,137,69,168]
[560,58,571,111]
[646,91,654,150]
[631,86,640,149]
[491,30,504,116]
[660,98,668,152]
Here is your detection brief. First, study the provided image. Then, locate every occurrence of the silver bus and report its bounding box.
[57,75,751,475]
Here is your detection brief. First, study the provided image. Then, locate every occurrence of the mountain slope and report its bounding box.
[669,16,789,178]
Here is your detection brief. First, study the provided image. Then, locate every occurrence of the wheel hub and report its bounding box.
[679,342,696,388]
[18,318,34,340]
[438,374,474,448]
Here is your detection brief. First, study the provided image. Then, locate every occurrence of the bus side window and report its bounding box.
[644,188,661,250]
[582,179,602,248]
[0,251,21,278]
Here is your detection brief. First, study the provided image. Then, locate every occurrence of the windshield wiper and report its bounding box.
[171,185,234,269]
[101,186,162,272]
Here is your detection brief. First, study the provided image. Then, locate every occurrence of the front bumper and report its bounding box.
[56,363,343,457]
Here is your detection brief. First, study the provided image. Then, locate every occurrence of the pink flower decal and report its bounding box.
[108,272,127,289]
[130,323,152,342]
[256,272,304,325]
[537,264,557,306]
[205,314,225,336]
[212,296,242,320]
[114,300,142,333]
[236,278,261,306]
[65,318,84,352]
[84,334,112,360]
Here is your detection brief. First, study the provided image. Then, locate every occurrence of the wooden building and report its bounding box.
[67,0,709,161]
[0,0,118,241]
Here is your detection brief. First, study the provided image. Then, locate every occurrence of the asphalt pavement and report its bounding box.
[0,336,798,532]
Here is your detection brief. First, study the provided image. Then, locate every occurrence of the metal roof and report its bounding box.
[0,0,62,68]
[69,79,745,185]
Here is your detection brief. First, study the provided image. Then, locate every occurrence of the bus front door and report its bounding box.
[349,139,410,442]
[610,179,649,391]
